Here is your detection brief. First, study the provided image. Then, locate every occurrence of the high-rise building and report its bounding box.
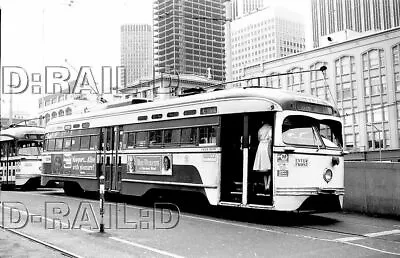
[311,0,400,48]
[230,0,267,20]
[242,27,400,152]
[153,0,226,81]
[226,6,305,83]
[121,24,153,87]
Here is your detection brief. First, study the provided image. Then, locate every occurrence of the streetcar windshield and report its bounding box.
[17,141,42,156]
[282,116,342,149]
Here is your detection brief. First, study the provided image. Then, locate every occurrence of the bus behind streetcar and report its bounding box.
[0,125,45,189]
[41,87,344,211]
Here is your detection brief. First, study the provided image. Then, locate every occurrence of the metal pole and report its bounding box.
[242,115,249,205]
[370,124,382,162]
[99,175,105,233]
[378,128,382,162]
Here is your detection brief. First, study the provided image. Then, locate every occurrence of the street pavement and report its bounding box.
[0,189,399,257]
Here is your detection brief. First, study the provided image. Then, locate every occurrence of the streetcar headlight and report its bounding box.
[323,169,333,183]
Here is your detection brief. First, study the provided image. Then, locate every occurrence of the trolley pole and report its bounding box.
[99,175,105,233]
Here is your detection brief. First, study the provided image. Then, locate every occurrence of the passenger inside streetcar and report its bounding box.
[253,121,273,193]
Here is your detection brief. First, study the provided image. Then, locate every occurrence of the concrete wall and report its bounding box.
[344,162,400,217]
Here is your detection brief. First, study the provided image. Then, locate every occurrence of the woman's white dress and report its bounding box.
[253,124,272,172]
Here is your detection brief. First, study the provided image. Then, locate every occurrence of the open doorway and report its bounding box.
[220,114,243,202]
[220,112,274,206]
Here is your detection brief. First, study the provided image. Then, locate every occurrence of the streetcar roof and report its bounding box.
[0,126,45,142]
[46,87,339,131]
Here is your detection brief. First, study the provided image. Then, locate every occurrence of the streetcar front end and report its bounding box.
[272,109,345,212]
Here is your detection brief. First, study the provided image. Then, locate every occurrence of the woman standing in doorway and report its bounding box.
[253,122,272,192]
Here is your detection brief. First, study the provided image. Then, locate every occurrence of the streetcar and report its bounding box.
[0,125,45,189]
[41,87,345,211]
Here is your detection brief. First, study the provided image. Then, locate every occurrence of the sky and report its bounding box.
[0,0,311,118]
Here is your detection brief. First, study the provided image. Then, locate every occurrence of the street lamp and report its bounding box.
[368,123,382,162]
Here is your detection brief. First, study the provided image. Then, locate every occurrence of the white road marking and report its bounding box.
[364,229,400,238]
[334,229,400,242]
[110,236,184,258]
[343,242,400,256]
[335,236,364,242]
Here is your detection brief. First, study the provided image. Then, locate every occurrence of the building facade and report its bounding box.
[119,73,221,101]
[230,0,266,20]
[37,81,109,127]
[226,6,305,83]
[311,0,400,48]
[121,24,153,87]
[243,27,400,152]
[153,0,226,81]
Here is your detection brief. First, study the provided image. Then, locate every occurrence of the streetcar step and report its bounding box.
[255,193,271,197]
[230,191,242,195]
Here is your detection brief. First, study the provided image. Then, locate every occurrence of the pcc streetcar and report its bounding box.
[41,87,345,211]
[0,125,45,189]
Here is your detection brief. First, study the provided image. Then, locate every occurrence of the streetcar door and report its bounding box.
[103,127,121,191]
[247,114,274,206]
[220,113,274,206]
[220,114,244,203]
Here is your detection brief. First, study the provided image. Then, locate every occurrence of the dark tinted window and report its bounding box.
[181,128,197,145]
[127,133,135,148]
[136,132,148,147]
[164,129,181,145]
[89,135,98,150]
[80,136,90,150]
[149,130,162,146]
[63,138,71,150]
[71,137,80,151]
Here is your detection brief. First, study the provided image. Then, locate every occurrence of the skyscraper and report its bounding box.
[231,0,267,20]
[311,0,400,48]
[121,24,153,87]
[153,0,226,81]
[226,6,305,83]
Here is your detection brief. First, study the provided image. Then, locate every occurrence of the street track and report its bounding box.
[0,223,83,258]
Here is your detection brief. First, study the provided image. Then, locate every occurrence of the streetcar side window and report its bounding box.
[10,144,16,156]
[55,138,63,150]
[136,132,148,147]
[199,126,217,145]
[89,135,99,150]
[181,128,197,145]
[47,139,56,151]
[71,137,80,151]
[149,130,163,147]
[63,138,71,150]
[126,133,135,148]
[80,136,90,150]
[164,129,181,146]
